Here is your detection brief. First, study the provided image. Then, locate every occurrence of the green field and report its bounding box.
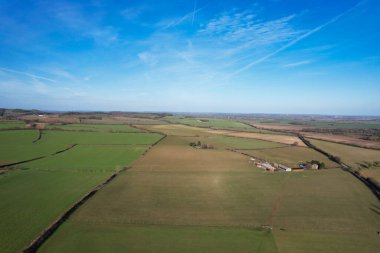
[46,123,143,132]
[0,121,25,129]
[40,134,380,253]
[0,169,111,253]
[0,128,163,253]
[40,224,277,253]
[240,146,338,168]
[0,130,65,164]
[163,116,271,132]
[308,138,380,182]
[18,145,147,172]
[1,120,380,253]
[0,130,161,165]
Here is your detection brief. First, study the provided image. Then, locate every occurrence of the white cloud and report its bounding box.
[199,10,299,47]
[138,52,158,66]
[283,60,312,68]
[121,8,142,20]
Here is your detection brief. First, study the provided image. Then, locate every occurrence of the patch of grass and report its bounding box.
[239,146,338,168]
[46,124,143,132]
[41,131,162,145]
[39,223,278,253]
[0,121,25,129]
[0,169,111,253]
[181,135,286,150]
[0,129,163,253]
[308,138,380,183]
[19,145,148,172]
[163,116,261,131]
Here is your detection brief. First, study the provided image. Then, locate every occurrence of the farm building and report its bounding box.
[278,164,292,172]
[257,162,276,172]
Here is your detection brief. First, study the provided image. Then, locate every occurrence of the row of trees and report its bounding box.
[189,141,214,149]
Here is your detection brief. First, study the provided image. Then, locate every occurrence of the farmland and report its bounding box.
[163,116,274,133]
[240,146,338,168]
[39,132,380,253]
[0,113,380,253]
[0,122,162,253]
[308,138,380,182]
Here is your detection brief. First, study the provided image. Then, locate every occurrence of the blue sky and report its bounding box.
[0,0,379,115]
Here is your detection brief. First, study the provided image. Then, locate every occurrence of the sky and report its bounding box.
[0,0,379,115]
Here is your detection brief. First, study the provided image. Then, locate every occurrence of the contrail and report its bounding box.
[192,0,197,25]
[231,0,366,76]
[165,6,203,29]
[0,67,57,82]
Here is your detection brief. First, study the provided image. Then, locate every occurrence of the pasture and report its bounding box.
[308,138,380,182]
[240,146,338,168]
[0,125,162,253]
[0,121,25,129]
[209,130,306,146]
[40,134,380,253]
[46,123,143,132]
[163,116,266,132]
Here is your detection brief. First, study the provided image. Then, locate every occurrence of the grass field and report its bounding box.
[0,130,63,163]
[0,128,163,253]
[40,224,278,253]
[209,130,306,146]
[18,145,148,172]
[40,131,161,145]
[162,116,275,133]
[0,130,161,165]
[239,146,338,168]
[0,121,25,129]
[0,169,111,253]
[39,134,380,253]
[46,123,143,132]
[308,138,380,182]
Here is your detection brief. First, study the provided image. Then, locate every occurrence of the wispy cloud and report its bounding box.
[158,6,203,29]
[121,7,143,20]
[45,1,118,45]
[231,0,366,76]
[138,52,158,66]
[199,11,298,46]
[0,67,56,82]
[283,60,312,68]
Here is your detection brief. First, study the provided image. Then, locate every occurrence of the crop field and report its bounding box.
[46,123,143,132]
[240,146,338,168]
[0,125,163,253]
[137,124,208,136]
[39,133,380,253]
[209,130,306,146]
[162,116,270,132]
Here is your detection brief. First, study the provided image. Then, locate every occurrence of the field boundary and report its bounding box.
[22,167,129,253]
[298,134,380,201]
[0,156,45,169]
[303,136,380,151]
[32,130,42,143]
[21,131,167,253]
[51,144,78,155]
